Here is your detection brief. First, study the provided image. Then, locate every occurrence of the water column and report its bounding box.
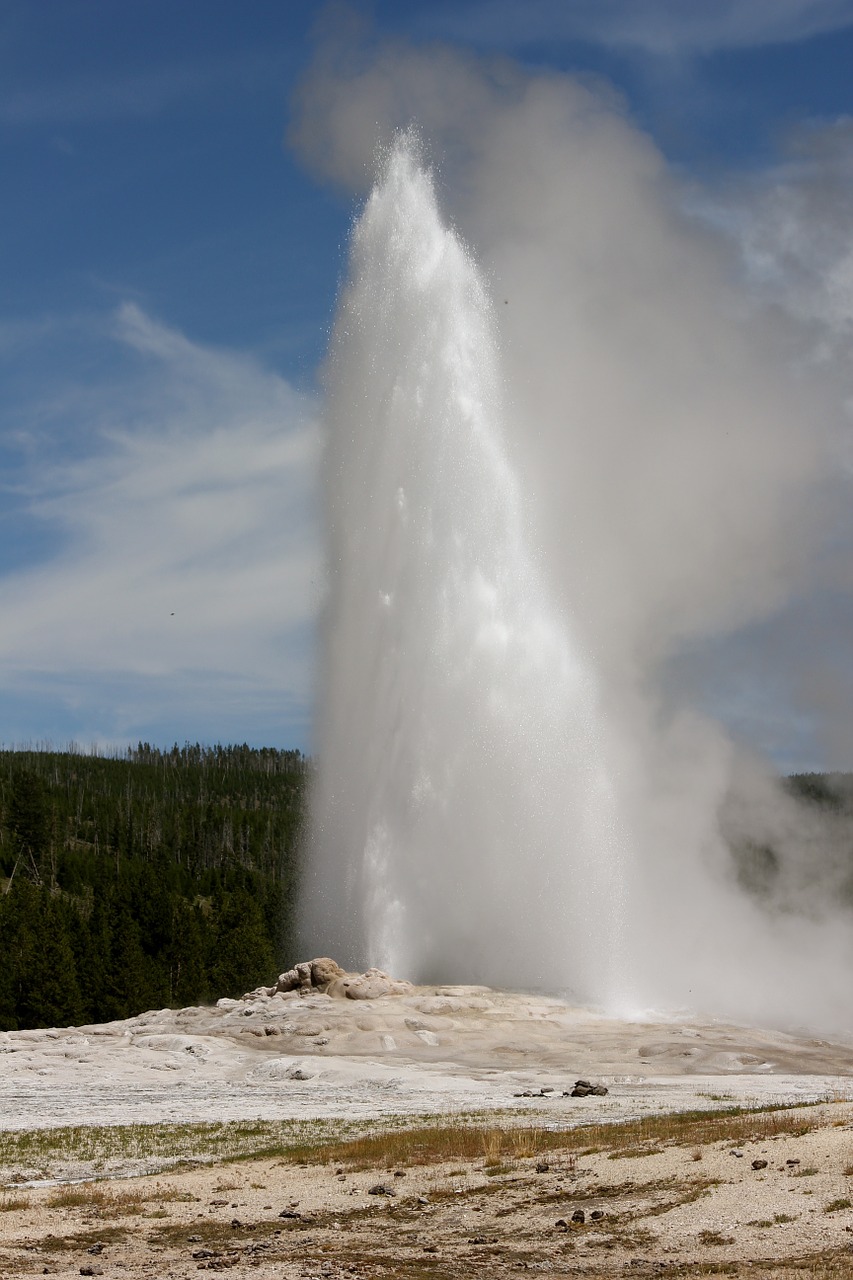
[302,135,630,1006]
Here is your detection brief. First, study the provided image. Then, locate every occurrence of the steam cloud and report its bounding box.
[296,35,853,1031]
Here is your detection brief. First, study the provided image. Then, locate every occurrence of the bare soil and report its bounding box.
[2,1103,853,1278]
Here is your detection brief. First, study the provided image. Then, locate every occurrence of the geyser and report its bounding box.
[301,137,630,1004]
[299,81,853,1030]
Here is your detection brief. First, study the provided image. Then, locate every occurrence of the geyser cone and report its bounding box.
[302,136,630,1003]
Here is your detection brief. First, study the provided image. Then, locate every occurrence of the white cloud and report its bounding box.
[0,305,321,746]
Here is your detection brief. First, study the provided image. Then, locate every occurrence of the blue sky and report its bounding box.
[3,0,853,762]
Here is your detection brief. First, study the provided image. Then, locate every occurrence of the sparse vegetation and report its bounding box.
[0,1101,835,1180]
[699,1229,736,1245]
[47,1182,147,1213]
[0,1191,29,1211]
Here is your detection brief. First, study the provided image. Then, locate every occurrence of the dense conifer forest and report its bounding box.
[0,744,306,1031]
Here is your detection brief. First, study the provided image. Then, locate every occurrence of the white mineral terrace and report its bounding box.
[2,980,851,1134]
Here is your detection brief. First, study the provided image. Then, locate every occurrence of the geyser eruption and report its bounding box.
[302,137,631,1003]
[297,39,853,1030]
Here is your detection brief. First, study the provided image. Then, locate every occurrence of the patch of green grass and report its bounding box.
[0,1116,358,1171]
[824,1198,852,1213]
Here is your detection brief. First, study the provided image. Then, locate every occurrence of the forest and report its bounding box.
[0,744,306,1031]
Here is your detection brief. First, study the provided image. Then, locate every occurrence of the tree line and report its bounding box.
[0,744,307,1031]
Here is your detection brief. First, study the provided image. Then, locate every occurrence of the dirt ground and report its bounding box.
[2,1102,853,1279]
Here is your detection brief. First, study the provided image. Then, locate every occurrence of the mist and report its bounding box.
[295,36,853,1032]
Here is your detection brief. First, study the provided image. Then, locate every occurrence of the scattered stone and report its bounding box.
[555,1218,568,1231]
[787,1159,801,1167]
[278,1209,301,1219]
[79,1269,104,1278]
[417,1196,430,1205]
[393,1169,406,1177]
[368,1184,396,1196]
[423,1244,438,1253]
[752,1159,768,1170]
[571,1209,586,1224]
[730,1150,744,1158]
[188,1235,203,1242]
[536,1161,549,1173]
[230,1217,242,1228]
[590,1209,605,1221]
[568,1079,608,1097]
[192,1251,217,1260]
[210,1198,229,1206]
[86,1243,105,1254]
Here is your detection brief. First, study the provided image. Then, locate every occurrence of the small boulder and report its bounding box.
[311,957,346,988]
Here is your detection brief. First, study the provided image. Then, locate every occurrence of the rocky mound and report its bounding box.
[244,957,414,1001]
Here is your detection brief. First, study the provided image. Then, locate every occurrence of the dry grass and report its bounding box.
[0,1191,29,1211]
[47,1183,148,1213]
[0,1100,840,1181]
[482,1129,503,1167]
[302,1102,838,1171]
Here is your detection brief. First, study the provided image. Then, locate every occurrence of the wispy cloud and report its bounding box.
[0,305,320,746]
[415,0,853,57]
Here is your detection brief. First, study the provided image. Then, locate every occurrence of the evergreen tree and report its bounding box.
[209,887,276,999]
